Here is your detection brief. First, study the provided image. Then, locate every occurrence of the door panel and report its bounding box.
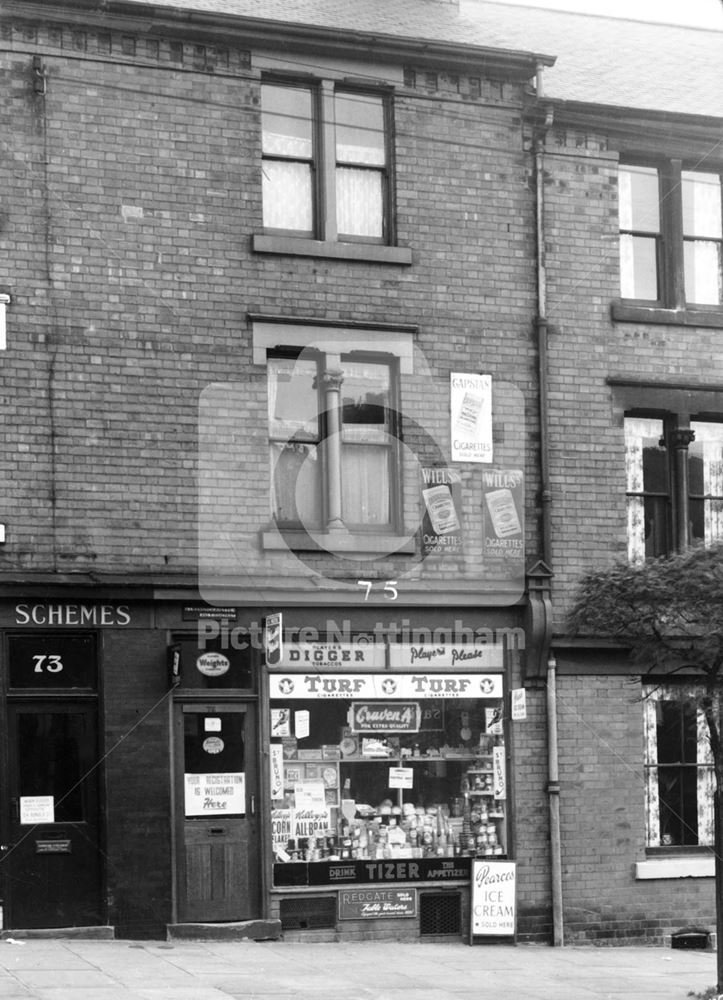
[176,704,260,922]
[3,703,102,928]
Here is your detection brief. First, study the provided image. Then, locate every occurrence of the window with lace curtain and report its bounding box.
[268,353,398,532]
[261,80,391,244]
[618,164,723,308]
[624,415,723,563]
[643,684,714,849]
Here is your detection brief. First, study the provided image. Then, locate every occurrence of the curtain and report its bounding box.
[691,421,723,543]
[262,160,313,232]
[336,167,383,239]
[341,445,389,525]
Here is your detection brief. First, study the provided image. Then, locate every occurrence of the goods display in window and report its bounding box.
[270,696,507,870]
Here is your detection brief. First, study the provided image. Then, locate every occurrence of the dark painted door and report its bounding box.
[2,702,102,928]
[176,703,260,922]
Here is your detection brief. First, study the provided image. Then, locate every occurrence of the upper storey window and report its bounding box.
[618,164,723,311]
[261,82,389,244]
[624,415,723,563]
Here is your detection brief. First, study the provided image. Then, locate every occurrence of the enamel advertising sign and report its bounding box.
[450,373,493,463]
[269,674,503,699]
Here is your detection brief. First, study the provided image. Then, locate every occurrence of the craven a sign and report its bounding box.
[350,702,422,733]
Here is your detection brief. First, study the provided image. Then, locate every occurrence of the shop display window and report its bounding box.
[269,693,506,881]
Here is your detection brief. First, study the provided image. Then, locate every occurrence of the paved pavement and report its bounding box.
[0,937,717,1000]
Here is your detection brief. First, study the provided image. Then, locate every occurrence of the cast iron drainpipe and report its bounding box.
[534,64,564,947]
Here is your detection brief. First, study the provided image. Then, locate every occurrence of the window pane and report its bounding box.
[262,84,313,158]
[625,417,665,492]
[340,361,392,525]
[683,239,722,305]
[689,421,723,544]
[341,444,390,524]
[270,442,321,526]
[625,417,668,563]
[682,171,722,238]
[336,167,383,239]
[335,92,385,166]
[657,766,699,845]
[17,711,95,823]
[620,234,659,299]
[268,357,319,440]
[341,361,390,431]
[619,165,660,233]
[262,160,314,233]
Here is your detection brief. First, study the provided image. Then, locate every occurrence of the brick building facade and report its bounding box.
[0,0,721,945]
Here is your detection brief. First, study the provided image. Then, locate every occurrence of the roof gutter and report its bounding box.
[5,0,555,78]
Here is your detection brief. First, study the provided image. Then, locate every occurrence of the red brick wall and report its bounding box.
[0,16,542,587]
[556,673,714,944]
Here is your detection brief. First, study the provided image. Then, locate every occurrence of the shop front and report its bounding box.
[0,598,520,943]
[266,637,510,941]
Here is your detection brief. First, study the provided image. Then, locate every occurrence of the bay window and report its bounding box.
[625,415,723,563]
[268,352,398,533]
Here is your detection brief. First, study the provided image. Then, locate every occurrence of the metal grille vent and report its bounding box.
[419,893,462,936]
[280,896,336,930]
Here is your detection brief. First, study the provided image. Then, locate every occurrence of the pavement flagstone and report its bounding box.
[0,938,717,1000]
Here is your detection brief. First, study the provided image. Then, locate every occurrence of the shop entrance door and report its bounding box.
[1,702,103,929]
[175,703,260,922]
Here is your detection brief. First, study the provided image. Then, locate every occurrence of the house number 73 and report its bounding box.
[33,654,64,673]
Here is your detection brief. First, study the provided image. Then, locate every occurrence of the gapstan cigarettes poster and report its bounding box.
[450,373,493,464]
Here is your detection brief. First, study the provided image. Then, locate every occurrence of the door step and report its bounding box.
[167,919,281,942]
[0,926,115,940]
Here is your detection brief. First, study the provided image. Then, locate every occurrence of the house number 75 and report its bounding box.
[357,580,398,601]
[33,654,64,673]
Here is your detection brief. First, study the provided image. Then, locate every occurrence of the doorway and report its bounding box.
[1,701,103,928]
[174,703,260,922]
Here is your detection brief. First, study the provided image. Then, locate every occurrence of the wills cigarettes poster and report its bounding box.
[482,468,524,585]
[420,467,463,555]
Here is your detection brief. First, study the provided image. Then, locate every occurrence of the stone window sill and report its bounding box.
[261,528,416,555]
[252,234,413,266]
[611,302,723,329]
[635,856,714,880]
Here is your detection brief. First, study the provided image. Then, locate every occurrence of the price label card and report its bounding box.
[388,767,414,789]
[511,688,527,720]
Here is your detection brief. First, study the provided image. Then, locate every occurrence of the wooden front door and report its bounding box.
[175,703,260,922]
[1,701,103,928]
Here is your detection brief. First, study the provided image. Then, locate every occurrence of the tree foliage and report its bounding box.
[568,542,723,679]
